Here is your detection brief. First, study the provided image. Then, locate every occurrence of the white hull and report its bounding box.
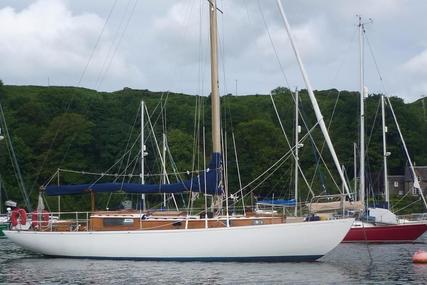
[4,218,353,261]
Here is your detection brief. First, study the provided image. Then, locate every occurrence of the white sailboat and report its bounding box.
[4,0,353,261]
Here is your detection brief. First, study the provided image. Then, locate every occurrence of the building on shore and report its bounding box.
[385,166,427,196]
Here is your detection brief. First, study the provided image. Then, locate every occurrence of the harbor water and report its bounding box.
[0,234,426,284]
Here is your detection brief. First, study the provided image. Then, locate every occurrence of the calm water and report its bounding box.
[0,234,426,284]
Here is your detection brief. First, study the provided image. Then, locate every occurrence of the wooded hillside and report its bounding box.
[0,82,425,212]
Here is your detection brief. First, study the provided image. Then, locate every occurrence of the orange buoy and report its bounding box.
[412,250,427,263]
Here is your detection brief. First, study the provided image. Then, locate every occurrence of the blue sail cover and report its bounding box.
[256,199,296,206]
[46,153,222,196]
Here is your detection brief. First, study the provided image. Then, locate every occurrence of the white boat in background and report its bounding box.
[4,0,354,261]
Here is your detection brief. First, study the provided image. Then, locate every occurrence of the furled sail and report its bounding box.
[46,153,222,196]
[256,199,296,206]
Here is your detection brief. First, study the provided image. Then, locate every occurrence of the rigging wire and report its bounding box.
[256,0,289,87]
[54,0,142,191]
[0,102,32,211]
[144,104,170,184]
[232,123,317,196]
[269,92,315,196]
[308,27,358,193]
[364,29,427,210]
[47,91,168,186]
[258,2,319,197]
[78,0,119,86]
[31,0,123,194]
[365,99,381,151]
[256,1,349,197]
[115,104,144,177]
[96,0,138,89]
[309,91,341,191]
[0,175,9,205]
[217,0,247,209]
[218,0,229,95]
[231,146,296,206]
[392,188,415,213]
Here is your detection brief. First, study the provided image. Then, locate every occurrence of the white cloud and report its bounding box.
[0,0,427,101]
[400,49,427,96]
[254,17,327,62]
[403,49,427,75]
[0,0,142,89]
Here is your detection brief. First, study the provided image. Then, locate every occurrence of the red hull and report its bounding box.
[342,223,427,243]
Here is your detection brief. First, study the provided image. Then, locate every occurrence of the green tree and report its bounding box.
[36,113,95,184]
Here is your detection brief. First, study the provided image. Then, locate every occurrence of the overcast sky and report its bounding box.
[1,0,426,102]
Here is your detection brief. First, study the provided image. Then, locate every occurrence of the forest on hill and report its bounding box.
[0,81,426,213]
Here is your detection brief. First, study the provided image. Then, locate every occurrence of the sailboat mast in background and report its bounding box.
[358,16,366,207]
[141,100,146,210]
[276,0,352,198]
[294,90,300,216]
[381,94,389,208]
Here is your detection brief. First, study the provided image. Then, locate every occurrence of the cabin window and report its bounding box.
[103,218,134,226]
[412,187,419,196]
[252,219,264,225]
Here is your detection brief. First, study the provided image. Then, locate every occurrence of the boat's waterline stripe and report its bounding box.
[45,255,324,262]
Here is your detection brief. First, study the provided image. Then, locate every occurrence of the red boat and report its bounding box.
[343,222,427,243]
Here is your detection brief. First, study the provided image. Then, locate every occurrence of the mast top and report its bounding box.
[209,0,221,154]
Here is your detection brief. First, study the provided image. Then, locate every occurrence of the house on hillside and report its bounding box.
[387,175,405,196]
[386,166,427,196]
[405,166,427,196]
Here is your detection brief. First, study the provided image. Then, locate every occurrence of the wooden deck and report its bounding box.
[31,210,286,232]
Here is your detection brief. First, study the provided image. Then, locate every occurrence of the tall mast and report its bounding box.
[141,100,146,210]
[209,0,221,154]
[276,0,351,197]
[386,97,427,210]
[294,90,300,216]
[353,142,358,200]
[381,94,389,209]
[162,133,167,208]
[358,16,366,206]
